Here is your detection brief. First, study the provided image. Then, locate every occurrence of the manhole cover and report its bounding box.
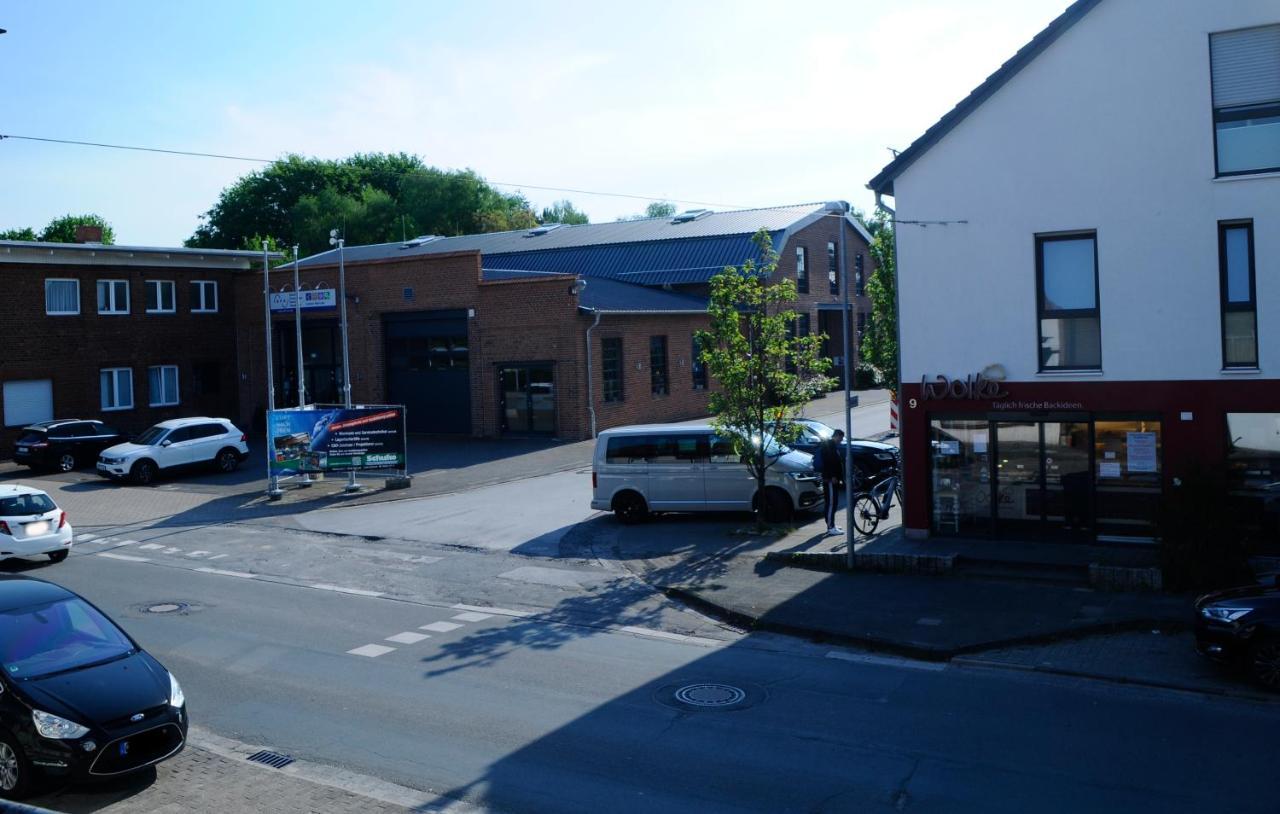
[145,602,188,614]
[674,683,747,707]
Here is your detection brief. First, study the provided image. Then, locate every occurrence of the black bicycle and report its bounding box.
[851,473,899,535]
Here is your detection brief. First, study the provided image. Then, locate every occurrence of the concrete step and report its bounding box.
[954,555,1091,586]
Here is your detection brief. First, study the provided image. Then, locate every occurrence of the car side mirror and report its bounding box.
[161,439,172,447]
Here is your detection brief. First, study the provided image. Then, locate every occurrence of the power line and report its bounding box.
[0,132,748,210]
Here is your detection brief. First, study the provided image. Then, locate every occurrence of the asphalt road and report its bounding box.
[26,553,1279,814]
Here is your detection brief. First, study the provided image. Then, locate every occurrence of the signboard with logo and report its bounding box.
[269,288,337,313]
[267,406,406,475]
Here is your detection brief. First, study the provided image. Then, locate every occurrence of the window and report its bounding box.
[148,365,180,406]
[44,279,79,315]
[795,246,809,293]
[827,242,838,294]
[797,312,811,337]
[1210,25,1280,176]
[856,311,867,339]
[100,368,133,411]
[1036,233,1101,370]
[96,280,129,314]
[602,337,623,403]
[192,361,222,396]
[1219,221,1257,368]
[190,280,218,313]
[650,335,669,396]
[606,435,650,464]
[854,253,865,296]
[145,280,176,313]
[691,334,708,390]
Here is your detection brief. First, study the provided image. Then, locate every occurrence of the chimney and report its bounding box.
[74,225,104,244]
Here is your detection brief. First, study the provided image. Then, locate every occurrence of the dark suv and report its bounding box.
[787,419,900,485]
[12,421,127,473]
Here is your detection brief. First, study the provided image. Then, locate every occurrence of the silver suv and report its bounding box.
[97,417,249,485]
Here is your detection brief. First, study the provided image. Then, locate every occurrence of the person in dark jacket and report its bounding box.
[816,429,845,535]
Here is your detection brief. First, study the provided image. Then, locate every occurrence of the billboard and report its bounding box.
[268,406,406,475]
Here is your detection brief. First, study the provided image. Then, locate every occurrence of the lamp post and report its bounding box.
[824,201,856,566]
[293,245,311,487]
[329,229,359,493]
[263,242,282,500]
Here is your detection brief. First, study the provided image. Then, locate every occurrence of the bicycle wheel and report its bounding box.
[852,494,880,535]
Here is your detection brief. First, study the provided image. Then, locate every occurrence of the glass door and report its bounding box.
[1042,422,1092,540]
[499,365,556,435]
[994,422,1043,538]
[928,419,993,536]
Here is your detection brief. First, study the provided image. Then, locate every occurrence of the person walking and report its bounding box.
[815,429,845,535]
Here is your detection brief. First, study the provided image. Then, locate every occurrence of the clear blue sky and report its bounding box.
[0,1,1071,245]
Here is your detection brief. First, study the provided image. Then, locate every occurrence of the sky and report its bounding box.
[0,1,1072,246]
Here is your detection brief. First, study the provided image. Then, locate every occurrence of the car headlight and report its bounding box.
[32,709,89,739]
[874,453,896,461]
[169,672,185,708]
[787,472,819,482]
[1200,606,1251,622]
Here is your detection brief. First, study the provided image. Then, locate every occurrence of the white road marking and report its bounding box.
[207,554,226,560]
[825,651,947,672]
[195,567,257,579]
[163,547,181,554]
[347,644,396,658]
[97,552,149,562]
[385,632,431,645]
[138,543,166,551]
[619,626,722,647]
[451,611,493,623]
[419,621,463,633]
[451,603,533,618]
[119,540,139,546]
[313,584,384,598]
[187,550,211,558]
[75,534,98,542]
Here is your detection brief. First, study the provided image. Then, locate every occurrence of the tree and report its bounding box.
[539,199,589,225]
[697,229,833,524]
[860,211,898,390]
[38,214,116,244]
[619,201,676,221]
[0,227,37,241]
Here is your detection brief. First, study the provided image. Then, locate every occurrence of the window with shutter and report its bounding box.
[1210,24,1280,176]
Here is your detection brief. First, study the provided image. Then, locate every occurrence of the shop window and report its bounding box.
[1219,221,1257,368]
[1036,233,1101,370]
[1226,413,1280,545]
[929,419,993,536]
[1093,418,1161,540]
[602,337,623,403]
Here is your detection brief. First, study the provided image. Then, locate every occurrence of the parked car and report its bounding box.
[0,575,188,798]
[0,487,73,565]
[786,419,900,485]
[591,424,823,523]
[1194,583,1280,690]
[97,417,249,486]
[12,421,127,473]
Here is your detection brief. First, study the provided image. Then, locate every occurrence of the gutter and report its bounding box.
[584,309,602,439]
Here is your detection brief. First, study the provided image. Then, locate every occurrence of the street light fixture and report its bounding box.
[329,229,359,493]
[824,201,857,566]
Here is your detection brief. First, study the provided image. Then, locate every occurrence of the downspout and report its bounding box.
[584,308,602,438]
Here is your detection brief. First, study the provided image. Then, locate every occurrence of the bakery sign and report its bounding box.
[921,365,1009,401]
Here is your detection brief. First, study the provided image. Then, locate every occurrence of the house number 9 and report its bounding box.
[908,398,918,409]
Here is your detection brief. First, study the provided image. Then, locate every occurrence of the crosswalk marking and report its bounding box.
[139,543,165,551]
[347,644,396,658]
[452,611,493,623]
[97,552,149,562]
[419,621,462,633]
[195,567,256,579]
[619,626,722,647]
[313,584,383,598]
[385,632,431,645]
[451,603,532,618]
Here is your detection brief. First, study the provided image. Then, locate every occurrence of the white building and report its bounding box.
[868,0,1279,543]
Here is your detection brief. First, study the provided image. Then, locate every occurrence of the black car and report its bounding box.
[787,419,900,485]
[0,576,187,798]
[12,421,127,473]
[1194,583,1280,690]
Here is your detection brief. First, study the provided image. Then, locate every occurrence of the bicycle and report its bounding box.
[851,473,899,535]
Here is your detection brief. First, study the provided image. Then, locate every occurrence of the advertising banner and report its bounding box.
[268,406,406,475]
[269,288,337,313]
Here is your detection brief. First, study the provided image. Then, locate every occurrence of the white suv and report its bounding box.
[97,417,249,485]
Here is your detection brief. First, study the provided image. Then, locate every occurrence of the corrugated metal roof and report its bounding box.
[480,269,706,314]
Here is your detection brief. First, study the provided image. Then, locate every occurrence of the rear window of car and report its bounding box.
[17,429,47,444]
[0,598,135,679]
[0,494,57,515]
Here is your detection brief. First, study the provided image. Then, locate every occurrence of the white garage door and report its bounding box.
[3,380,54,427]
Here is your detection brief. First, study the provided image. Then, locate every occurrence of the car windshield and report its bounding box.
[133,426,169,446]
[799,422,835,441]
[0,494,57,516]
[0,598,135,679]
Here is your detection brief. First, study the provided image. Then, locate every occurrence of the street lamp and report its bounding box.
[329,229,359,493]
[824,201,857,566]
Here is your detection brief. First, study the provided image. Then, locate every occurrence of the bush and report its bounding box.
[1159,463,1254,592]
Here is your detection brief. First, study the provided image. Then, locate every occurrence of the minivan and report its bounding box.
[591,424,823,523]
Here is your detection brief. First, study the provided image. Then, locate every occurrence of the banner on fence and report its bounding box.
[267,406,406,475]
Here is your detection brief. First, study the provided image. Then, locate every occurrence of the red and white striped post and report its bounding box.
[889,390,899,433]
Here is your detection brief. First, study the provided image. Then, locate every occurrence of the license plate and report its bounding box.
[24,521,49,536]
[16,445,27,452]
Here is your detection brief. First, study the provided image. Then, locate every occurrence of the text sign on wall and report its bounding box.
[270,288,336,313]
[920,371,1008,401]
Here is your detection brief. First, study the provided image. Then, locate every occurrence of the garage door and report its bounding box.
[3,379,54,427]
[385,311,471,434]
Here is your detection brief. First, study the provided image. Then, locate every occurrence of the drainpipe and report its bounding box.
[584,309,602,438]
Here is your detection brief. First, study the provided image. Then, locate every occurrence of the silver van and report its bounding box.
[590,424,823,523]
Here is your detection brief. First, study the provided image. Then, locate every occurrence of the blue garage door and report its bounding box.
[384,311,470,434]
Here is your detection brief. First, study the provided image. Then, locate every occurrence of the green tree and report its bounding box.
[39,213,116,244]
[539,199,589,225]
[860,211,898,390]
[697,229,833,524]
[292,186,400,255]
[0,227,37,241]
[619,200,676,221]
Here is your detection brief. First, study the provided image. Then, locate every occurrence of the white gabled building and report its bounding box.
[869,0,1279,544]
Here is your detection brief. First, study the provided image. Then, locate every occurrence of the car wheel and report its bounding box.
[1249,638,1280,691]
[613,492,648,525]
[757,487,793,524]
[0,730,32,799]
[47,550,69,564]
[214,448,241,473]
[57,452,77,472]
[131,460,157,486]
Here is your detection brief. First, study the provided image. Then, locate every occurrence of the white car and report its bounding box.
[0,486,73,563]
[97,417,249,485]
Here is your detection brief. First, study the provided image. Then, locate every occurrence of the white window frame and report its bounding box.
[100,368,134,411]
[190,280,218,313]
[44,278,80,315]
[96,279,130,315]
[145,280,176,313]
[148,365,180,407]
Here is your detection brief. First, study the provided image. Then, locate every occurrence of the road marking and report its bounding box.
[164,547,181,554]
[187,550,211,558]
[385,632,431,645]
[452,611,493,623]
[451,603,533,618]
[825,651,947,672]
[347,644,396,658]
[75,534,98,542]
[97,552,149,562]
[420,621,463,633]
[119,539,139,546]
[195,567,257,579]
[313,584,384,598]
[619,626,722,647]
[138,543,166,551]
[207,553,226,560]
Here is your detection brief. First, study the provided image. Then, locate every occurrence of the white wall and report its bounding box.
[893,0,1279,383]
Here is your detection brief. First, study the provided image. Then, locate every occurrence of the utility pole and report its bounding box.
[263,242,282,500]
[330,229,360,492]
[293,245,311,487]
